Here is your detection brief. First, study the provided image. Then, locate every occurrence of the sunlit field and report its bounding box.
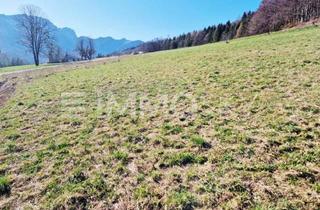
[0,26,320,209]
[0,64,56,75]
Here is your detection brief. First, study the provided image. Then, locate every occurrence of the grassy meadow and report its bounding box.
[0,26,320,209]
[0,63,56,75]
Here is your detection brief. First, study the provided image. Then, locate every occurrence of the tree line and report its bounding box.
[76,38,96,61]
[138,11,254,53]
[250,0,320,34]
[7,1,320,66]
[136,0,320,53]
[47,38,96,64]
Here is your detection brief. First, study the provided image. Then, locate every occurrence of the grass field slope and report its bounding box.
[0,26,320,209]
[0,64,56,75]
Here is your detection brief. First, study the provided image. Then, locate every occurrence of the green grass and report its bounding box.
[112,151,129,163]
[0,63,56,74]
[161,152,208,167]
[190,135,211,148]
[0,176,10,196]
[166,189,197,209]
[1,26,320,209]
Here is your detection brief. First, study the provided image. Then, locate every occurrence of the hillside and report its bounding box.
[0,14,143,63]
[0,26,320,209]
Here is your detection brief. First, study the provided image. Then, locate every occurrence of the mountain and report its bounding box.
[0,14,143,63]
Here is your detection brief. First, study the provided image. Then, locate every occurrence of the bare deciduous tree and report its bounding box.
[249,0,320,35]
[76,38,96,60]
[17,5,53,66]
[87,38,96,60]
[76,39,86,60]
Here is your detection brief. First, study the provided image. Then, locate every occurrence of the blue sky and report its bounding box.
[0,0,261,41]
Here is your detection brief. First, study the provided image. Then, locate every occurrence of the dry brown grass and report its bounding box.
[0,26,320,209]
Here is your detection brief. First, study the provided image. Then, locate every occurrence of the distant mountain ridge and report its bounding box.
[0,14,143,63]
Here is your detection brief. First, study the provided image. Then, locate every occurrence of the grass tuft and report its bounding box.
[0,176,10,196]
[167,189,197,209]
[190,136,211,148]
[161,152,208,167]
